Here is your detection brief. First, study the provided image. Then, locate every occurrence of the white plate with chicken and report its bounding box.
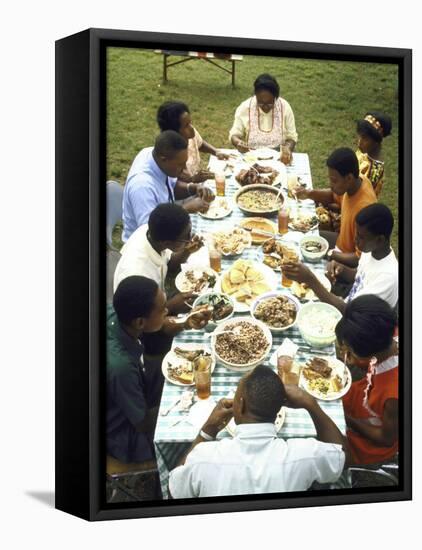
[162,345,216,386]
[299,356,351,401]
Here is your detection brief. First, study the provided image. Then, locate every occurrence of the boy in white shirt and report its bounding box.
[282,203,398,312]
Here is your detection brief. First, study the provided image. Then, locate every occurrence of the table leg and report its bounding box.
[232,60,235,88]
[163,54,168,83]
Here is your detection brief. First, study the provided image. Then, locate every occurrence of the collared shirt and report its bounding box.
[169,423,345,498]
[113,224,172,292]
[106,305,152,463]
[122,147,177,242]
[229,97,298,144]
[346,249,398,308]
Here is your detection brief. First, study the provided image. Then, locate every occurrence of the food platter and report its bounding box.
[233,160,287,188]
[211,226,252,256]
[239,218,278,244]
[198,197,233,220]
[235,184,285,216]
[226,406,286,436]
[299,356,352,401]
[215,259,279,312]
[175,267,219,294]
[162,344,216,386]
[288,213,319,233]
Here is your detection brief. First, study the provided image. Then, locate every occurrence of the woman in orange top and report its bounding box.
[356,112,392,198]
[335,295,398,465]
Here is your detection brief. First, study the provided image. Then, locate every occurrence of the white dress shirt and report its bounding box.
[113,224,172,292]
[169,423,345,498]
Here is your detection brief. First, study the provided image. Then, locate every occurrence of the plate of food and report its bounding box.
[199,197,233,220]
[192,292,235,329]
[299,356,351,401]
[211,226,252,256]
[288,213,319,233]
[291,271,332,301]
[162,345,216,386]
[216,259,279,312]
[243,148,278,162]
[211,316,273,371]
[175,267,219,294]
[260,238,302,271]
[234,161,286,187]
[239,217,278,244]
[235,184,284,216]
[226,406,286,436]
[251,291,301,332]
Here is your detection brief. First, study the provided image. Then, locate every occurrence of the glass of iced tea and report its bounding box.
[281,246,298,288]
[277,354,299,385]
[209,245,222,273]
[194,356,212,399]
[215,172,226,197]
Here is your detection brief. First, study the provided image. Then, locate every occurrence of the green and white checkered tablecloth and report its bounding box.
[154,152,346,499]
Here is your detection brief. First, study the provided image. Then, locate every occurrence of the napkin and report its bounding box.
[186,397,216,432]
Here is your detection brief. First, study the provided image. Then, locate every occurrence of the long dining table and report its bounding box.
[153,150,347,499]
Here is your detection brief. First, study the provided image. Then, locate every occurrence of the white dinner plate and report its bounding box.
[161,344,216,387]
[299,356,352,401]
[215,262,279,312]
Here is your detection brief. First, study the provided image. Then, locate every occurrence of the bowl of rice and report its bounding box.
[296,302,342,347]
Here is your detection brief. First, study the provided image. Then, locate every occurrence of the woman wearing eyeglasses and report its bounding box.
[229,73,298,164]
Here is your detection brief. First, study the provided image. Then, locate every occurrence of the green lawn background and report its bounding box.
[107,48,398,253]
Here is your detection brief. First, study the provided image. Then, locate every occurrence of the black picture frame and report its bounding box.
[55,28,412,521]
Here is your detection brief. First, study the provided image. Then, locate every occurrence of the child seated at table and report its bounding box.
[335,295,398,465]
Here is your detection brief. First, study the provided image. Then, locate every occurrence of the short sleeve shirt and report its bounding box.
[106,305,152,463]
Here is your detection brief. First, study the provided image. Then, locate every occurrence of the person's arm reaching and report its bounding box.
[295,187,335,205]
[330,250,360,268]
[284,385,351,467]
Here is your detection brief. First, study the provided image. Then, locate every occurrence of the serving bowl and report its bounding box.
[211,316,273,372]
[296,302,342,347]
[192,292,235,332]
[300,234,329,262]
[235,184,285,216]
[250,291,301,333]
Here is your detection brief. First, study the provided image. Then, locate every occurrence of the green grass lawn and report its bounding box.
[107,48,399,253]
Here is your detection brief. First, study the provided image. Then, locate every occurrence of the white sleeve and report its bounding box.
[229,102,248,141]
[286,439,345,484]
[283,100,298,143]
[352,272,398,308]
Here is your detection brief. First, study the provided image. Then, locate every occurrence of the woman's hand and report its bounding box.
[216,151,230,160]
[325,260,344,284]
[281,262,314,285]
[234,140,250,153]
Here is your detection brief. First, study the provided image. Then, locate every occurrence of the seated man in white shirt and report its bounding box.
[282,203,398,313]
[169,366,349,498]
[114,203,204,315]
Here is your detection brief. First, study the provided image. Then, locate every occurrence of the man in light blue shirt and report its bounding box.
[122,130,213,241]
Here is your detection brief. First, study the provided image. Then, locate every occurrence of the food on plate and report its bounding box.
[263,255,282,269]
[239,218,277,243]
[301,240,324,253]
[212,227,251,255]
[235,164,279,186]
[178,269,217,293]
[167,349,211,384]
[221,259,271,305]
[302,357,332,379]
[200,197,232,219]
[214,321,269,365]
[291,282,314,300]
[316,206,331,225]
[289,214,319,232]
[254,295,297,328]
[301,357,346,397]
[237,189,283,212]
[194,293,234,322]
[262,239,299,260]
[288,178,307,198]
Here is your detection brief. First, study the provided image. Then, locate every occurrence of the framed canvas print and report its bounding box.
[55,28,412,521]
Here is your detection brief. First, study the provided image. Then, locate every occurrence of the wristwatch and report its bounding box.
[199,429,215,441]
